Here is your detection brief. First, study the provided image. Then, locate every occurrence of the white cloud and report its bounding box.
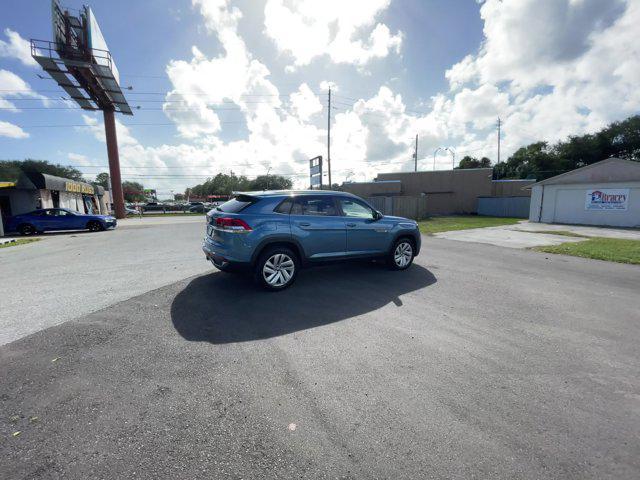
[443,0,639,158]
[289,83,322,121]
[0,120,28,139]
[0,29,37,67]
[67,152,93,167]
[264,0,402,69]
[70,0,640,194]
[0,69,44,111]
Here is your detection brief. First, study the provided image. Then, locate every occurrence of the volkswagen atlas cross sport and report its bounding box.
[202,191,421,291]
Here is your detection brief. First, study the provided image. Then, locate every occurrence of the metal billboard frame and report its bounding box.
[31,1,133,219]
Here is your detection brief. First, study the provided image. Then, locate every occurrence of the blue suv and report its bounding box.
[202,190,421,290]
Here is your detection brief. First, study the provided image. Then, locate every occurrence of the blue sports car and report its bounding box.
[5,208,117,235]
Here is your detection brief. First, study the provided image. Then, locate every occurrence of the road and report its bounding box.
[0,216,210,345]
[1,220,639,479]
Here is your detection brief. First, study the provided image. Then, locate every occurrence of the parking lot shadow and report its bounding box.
[171,263,436,344]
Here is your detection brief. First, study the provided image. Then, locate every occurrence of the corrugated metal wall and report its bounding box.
[366,196,429,220]
[477,196,531,218]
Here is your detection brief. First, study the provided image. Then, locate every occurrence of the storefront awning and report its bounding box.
[16,172,101,196]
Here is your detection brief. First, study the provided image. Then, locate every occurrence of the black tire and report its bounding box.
[388,237,415,270]
[18,223,36,236]
[87,220,104,232]
[254,246,299,291]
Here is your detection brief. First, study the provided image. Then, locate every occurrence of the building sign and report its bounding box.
[309,155,322,189]
[585,188,629,211]
[65,181,94,195]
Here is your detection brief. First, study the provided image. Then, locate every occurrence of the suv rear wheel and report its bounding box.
[255,247,299,291]
[388,238,415,270]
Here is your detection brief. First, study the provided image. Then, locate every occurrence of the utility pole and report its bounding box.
[327,87,332,189]
[497,117,502,165]
[414,134,418,172]
[104,109,126,219]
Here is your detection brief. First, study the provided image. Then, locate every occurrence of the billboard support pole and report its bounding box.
[104,109,125,219]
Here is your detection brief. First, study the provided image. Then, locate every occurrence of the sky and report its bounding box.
[0,0,638,197]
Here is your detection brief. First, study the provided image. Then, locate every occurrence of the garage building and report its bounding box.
[529,157,640,227]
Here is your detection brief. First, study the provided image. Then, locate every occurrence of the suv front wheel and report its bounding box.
[388,238,415,270]
[255,247,299,291]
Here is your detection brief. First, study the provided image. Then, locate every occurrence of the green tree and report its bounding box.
[247,175,293,191]
[94,172,110,189]
[456,156,492,169]
[494,114,640,180]
[186,172,252,197]
[121,181,146,202]
[0,159,84,182]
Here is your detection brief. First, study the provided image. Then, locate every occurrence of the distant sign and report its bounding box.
[309,156,322,188]
[585,188,629,211]
[65,181,94,195]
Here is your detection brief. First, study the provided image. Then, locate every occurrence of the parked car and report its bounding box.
[188,202,206,213]
[111,206,138,216]
[6,208,117,235]
[164,203,184,212]
[183,201,205,213]
[202,190,420,290]
[142,202,166,213]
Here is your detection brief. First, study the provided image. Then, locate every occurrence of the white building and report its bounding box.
[528,158,640,227]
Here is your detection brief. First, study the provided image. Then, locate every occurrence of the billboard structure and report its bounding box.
[309,156,323,190]
[31,1,133,218]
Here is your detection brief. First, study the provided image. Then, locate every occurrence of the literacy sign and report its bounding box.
[585,189,629,211]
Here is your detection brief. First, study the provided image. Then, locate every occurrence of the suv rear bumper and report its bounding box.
[202,236,251,271]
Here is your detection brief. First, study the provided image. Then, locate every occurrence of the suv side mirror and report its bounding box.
[374,210,383,220]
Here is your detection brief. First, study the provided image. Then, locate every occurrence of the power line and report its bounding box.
[3,97,314,105]
[0,88,324,97]
[14,121,248,128]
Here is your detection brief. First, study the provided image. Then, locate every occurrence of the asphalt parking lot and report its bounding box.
[1,220,639,479]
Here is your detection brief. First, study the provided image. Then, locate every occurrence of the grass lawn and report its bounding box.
[534,238,640,265]
[0,238,40,249]
[418,215,522,235]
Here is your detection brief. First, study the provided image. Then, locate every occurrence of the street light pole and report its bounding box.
[433,147,443,171]
[445,147,456,169]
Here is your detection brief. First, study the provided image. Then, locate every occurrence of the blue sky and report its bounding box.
[0,0,637,194]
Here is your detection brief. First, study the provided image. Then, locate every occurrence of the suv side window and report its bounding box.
[291,196,338,216]
[338,197,375,219]
[274,198,293,214]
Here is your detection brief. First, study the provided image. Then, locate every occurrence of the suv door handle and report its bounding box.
[299,222,311,227]
[346,223,356,228]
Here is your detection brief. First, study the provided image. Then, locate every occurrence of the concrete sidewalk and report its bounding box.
[513,221,640,240]
[435,221,640,249]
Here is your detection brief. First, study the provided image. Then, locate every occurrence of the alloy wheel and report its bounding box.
[262,253,295,287]
[394,242,413,268]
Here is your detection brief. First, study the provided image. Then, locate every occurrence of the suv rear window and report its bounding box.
[216,195,256,213]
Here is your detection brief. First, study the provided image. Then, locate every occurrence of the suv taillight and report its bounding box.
[215,217,252,232]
